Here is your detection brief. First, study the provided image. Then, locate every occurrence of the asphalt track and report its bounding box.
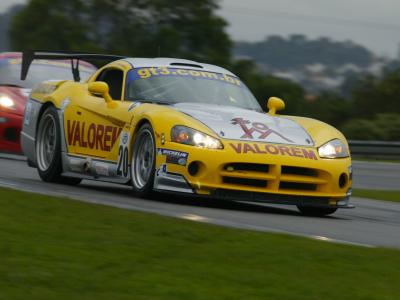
[0,155,399,249]
[352,160,400,190]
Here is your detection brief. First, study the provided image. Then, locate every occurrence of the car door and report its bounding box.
[63,66,133,178]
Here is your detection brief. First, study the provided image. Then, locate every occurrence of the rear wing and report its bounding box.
[21,50,126,82]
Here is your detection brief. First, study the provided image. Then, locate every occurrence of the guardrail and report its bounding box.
[348,140,400,158]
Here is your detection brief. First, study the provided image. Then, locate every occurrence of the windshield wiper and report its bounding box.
[131,99,176,105]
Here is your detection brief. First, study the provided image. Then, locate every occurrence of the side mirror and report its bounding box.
[88,81,113,104]
[267,97,285,116]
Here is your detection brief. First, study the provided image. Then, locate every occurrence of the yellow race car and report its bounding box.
[21,51,353,216]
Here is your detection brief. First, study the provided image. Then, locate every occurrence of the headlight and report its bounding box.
[171,126,223,149]
[0,95,15,109]
[318,139,349,158]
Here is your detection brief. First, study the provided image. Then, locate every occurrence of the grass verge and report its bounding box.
[0,187,399,300]
[353,189,400,203]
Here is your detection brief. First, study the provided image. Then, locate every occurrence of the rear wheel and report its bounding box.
[131,123,156,197]
[297,206,337,216]
[36,106,81,185]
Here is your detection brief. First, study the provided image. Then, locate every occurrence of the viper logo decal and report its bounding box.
[231,117,294,142]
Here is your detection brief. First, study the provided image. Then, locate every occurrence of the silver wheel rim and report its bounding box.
[36,113,56,171]
[132,129,155,189]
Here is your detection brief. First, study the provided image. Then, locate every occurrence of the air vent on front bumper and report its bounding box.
[280,165,320,191]
[219,162,327,193]
[221,163,270,188]
[4,127,19,142]
[222,176,267,188]
[224,163,269,173]
[281,166,318,177]
[279,182,317,191]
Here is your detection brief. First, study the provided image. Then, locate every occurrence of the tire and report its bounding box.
[131,123,156,197]
[35,106,81,185]
[27,158,36,168]
[297,206,337,216]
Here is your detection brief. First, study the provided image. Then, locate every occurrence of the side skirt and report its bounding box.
[61,153,131,184]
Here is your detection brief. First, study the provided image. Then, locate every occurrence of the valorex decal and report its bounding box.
[229,142,318,160]
[66,120,122,151]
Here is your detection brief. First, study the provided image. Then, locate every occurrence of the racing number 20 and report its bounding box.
[117,145,129,177]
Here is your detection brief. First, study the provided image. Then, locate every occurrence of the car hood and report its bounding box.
[171,103,314,146]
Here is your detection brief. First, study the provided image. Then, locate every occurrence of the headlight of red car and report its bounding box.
[0,94,16,110]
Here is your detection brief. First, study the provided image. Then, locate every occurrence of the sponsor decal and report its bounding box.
[177,157,187,166]
[117,131,130,178]
[161,133,165,145]
[157,148,189,166]
[229,142,318,160]
[128,67,243,87]
[95,162,109,176]
[61,97,70,112]
[66,120,122,151]
[24,101,33,126]
[231,117,294,143]
[121,132,128,144]
[156,164,168,176]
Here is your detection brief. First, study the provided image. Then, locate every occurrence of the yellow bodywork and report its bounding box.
[29,60,352,205]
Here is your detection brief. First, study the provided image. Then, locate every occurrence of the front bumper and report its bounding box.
[0,111,23,153]
[154,140,353,208]
[213,189,354,208]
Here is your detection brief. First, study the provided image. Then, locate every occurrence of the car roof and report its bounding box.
[0,52,22,60]
[121,57,237,77]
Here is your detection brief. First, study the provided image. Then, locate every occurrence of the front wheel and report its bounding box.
[131,123,156,197]
[297,206,337,216]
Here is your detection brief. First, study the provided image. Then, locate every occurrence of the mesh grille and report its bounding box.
[222,176,267,188]
[224,163,269,173]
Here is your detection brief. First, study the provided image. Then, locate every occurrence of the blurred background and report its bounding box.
[1,0,399,141]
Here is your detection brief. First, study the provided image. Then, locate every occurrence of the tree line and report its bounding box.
[234,34,374,70]
[9,0,400,140]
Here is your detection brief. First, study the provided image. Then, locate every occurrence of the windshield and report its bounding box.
[0,58,95,88]
[125,67,262,111]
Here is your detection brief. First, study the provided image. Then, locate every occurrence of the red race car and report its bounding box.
[0,52,97,153]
